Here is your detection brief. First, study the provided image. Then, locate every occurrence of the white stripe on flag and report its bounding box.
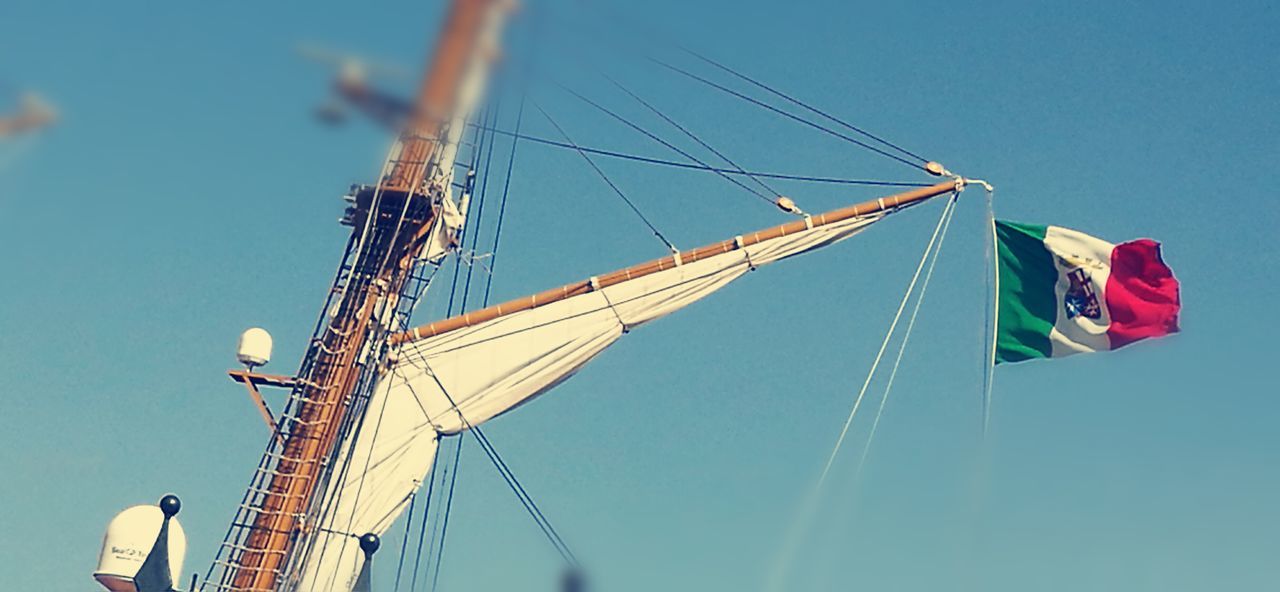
[1043,225,1115,357]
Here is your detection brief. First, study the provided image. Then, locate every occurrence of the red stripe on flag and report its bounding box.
[1105,239,1181,349]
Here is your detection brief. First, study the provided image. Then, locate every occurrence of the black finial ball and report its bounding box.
[158,494,182,518]
[359,533,381,556]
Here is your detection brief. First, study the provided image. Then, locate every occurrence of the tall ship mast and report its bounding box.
[206,1,514,589]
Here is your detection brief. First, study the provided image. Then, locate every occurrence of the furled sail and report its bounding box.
[293,390,439,591]
[393,211,887,434]
[296,182,959,590]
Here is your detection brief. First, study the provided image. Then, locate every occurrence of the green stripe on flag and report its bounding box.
[995,221,1058,363]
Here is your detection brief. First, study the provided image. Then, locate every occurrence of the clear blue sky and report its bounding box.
[2,1,1277,590]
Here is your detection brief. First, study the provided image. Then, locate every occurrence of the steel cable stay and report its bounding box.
[419,367,581,569]
[403,78,581,585]
[558,0,931,171]
[676,46,930,165]
[419,436,457,592]
[458,94,503,314]
[481,6,537,310]
[552,79,776,206]
[649,57,924,170]
[397,283,469,592]
[482,89,526,308]
[427,434,463,592]
[401,438,437,592]
[390,350,579,574]
[400,106,525,587]
[598,71,783,199]
[445,102,498,317]
[464,124,928,188]
[532,98,678,253]
[387,455,419,591]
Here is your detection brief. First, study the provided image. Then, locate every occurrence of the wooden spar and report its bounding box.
[390,179,963,345]
[227,370,297,446]
[383,0,496,193]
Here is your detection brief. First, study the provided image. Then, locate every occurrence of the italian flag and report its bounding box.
[995,220,1181,364]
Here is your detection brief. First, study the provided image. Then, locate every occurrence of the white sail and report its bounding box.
[395,211,887,433]
[293,388,440,591]
[295,209,890,588]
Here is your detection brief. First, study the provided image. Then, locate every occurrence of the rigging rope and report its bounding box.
[566,1,929,171]
[428,435,464,592]
[677,47,930,165]
[392,492,415,590]
[853,194,957,481]
[650,57,924,170]
[471,425,580,566]
[601,72,782,198]
[301,259,442,591]
[556,78,774,205]
[983,185,998,439]
[417,365,580,567]
[445,104,496,316]
[415,103,504,588]
[532,98,678,252]
[816,193,958,489]
[459,91,502,314]
[482,88,526,308]
[467,124,928,187]
[764,192,959,592]
[402,442,439,592]
[309,97,489,590]
[481,5,537,310]
[319,352,404,592]
[414,438,455,589]
[803,202,953,588]
[403,96,502,591]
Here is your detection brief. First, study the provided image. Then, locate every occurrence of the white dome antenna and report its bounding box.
[237,328,273,369]
[94,496,187,591]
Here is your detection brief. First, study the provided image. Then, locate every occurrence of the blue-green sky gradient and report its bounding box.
[1,1,1276,590]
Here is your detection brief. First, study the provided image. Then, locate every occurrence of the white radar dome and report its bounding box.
[94,504,187,591]
[237,327,273,368]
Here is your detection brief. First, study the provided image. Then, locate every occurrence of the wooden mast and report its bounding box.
[227,1,504,590]
[391,179,963,345]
